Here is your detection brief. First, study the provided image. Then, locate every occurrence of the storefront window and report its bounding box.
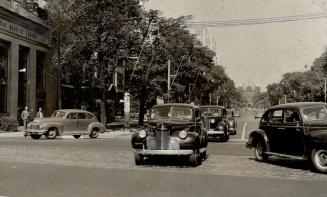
[0,40,9,113]
[18,46,29,114]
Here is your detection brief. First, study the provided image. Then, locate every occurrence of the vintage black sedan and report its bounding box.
[199,105,229,142]
[246,102,327,173]
[131,103,208,166]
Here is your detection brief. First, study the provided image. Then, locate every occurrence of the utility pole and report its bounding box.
[325,77,326,102]
[167,59,171,103]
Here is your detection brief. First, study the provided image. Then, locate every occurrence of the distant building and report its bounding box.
[189,28,219,64]
[0,0,56,121]
[238,80,261,108]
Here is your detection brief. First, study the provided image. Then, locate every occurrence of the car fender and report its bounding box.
[306,130,327,150]
[43,122,64,135]
[88,122,106,133]
[247,129,270,151]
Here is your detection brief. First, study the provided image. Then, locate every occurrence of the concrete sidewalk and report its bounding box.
[0,126,136,138]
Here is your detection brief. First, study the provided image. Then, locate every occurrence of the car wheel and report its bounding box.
[46,128,57,139]
[30,134,41,139]
[254,142,268,162]
[189,149,201,166]
[311,149,327,173]
[73,135,81,139]
[221,133,229,142]
[200,150,207,160]
[134,153,144,165]
[89,129,99,139]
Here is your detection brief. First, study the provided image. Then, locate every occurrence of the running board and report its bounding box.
[265,152,305,160]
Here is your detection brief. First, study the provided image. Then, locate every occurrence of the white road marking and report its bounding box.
[241,122,247,140]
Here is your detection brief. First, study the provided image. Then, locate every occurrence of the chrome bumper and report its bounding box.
[134,149,194,156]
[25,129,47,135]
[207,130,224,135]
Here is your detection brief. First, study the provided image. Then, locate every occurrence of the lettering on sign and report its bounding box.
[0,19,45,43]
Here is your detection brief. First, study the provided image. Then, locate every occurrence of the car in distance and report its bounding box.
[246,102,327,173]
[131,103,208,166]
[199,105,229,141]
[25,109,105,139]
[226,109,237,135]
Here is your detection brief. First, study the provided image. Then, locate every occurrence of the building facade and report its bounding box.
[0,0,57,121]
[238,82,261,108]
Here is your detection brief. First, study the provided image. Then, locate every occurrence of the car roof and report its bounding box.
[152,103,198,109]
[199,105,225,109]
[268,102,327,110]
[54,109,92,113]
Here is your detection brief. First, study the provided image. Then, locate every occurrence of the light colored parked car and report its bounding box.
[25,109,105,139]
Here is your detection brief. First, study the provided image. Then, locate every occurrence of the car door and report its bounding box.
[266,109,285,153]
[64,112,78,134]
[282,109,304,156]
[77,112,89,133]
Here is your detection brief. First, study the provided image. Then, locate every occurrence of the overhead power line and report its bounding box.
[186,12,327,27]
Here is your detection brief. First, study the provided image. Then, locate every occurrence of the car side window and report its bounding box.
[78,113,86,119]
[269,110,283,123]
[261,111,270,123]
[284,109,300,123]
[87,113,94,119]
[67,113,77,119]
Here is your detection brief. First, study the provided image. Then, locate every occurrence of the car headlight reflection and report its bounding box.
[179,130,188,139]
[40,124,46,130]
[217,125,224,131]
[138,130,147,138]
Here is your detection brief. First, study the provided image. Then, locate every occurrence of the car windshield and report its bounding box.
[51,111,66,118]
[150,106,193,120]
[200,107,223,117]
[302,106,327,121]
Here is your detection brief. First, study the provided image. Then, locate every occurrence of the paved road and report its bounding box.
[0,114,326,196]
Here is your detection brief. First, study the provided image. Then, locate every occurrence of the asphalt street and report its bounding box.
[0,112,326,197]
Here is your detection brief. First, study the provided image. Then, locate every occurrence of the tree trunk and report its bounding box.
[138,50,156,125]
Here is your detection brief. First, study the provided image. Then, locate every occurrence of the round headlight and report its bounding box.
[179,130,188,139]
[138,130,147,138]
[217,125,224,131]
[40,124,46,130]
[210,119,215,123]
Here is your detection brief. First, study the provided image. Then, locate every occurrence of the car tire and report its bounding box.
[30,134,41,139]
[221,133,229,142]
[189,153,198,167]
[134,153,144,165]
[254,142,268,162]
[200,150,207,160]
[73,135,81,139]
[89,129,99,139]
[46,128,57,139]
[311,149,327,173]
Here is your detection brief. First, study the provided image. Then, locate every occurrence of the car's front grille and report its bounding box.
[204,118,219,129]
[147,131,179,150]
[31,124,40,130]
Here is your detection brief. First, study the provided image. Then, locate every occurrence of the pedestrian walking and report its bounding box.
[36,107,44,118]
[21,106,30,130]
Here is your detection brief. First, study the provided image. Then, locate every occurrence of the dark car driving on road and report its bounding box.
[246,102,327,173]
[131,103,208,166]
[199,105,229,142]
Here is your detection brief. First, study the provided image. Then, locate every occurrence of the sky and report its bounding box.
[145,0,327,90]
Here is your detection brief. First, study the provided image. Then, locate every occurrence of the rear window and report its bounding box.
[302,106,327,121]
